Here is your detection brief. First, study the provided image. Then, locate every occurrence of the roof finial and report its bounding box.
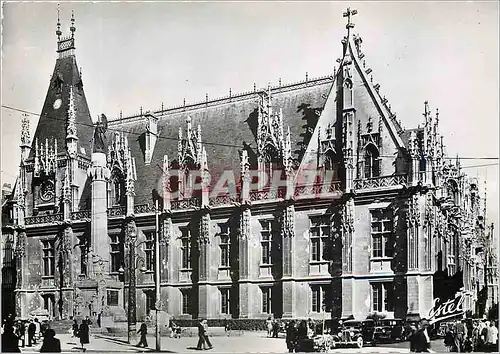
[305,72,309,81]
[343,7,358,31]
[70,10,76,38]
[56,3,62,41]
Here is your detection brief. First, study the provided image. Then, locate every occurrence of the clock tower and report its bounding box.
[14,9,97,319]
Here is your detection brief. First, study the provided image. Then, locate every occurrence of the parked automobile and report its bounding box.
[330,319,375,348]
[373,319,405,343]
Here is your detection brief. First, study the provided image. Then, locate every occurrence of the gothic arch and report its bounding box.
[110,167,125,206]
[364,143,380,179]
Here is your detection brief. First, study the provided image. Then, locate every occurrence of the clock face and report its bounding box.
[40,181,55,202]
[53,98,62,110]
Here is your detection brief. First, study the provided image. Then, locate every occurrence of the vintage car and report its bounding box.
[373,319,405,343]
[330,319,375,348]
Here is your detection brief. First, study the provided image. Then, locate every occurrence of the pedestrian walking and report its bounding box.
[137,323,148,348]
[453,319,467,353]
[410,319,431,353]
[196,319,207,350]
[78,319,90,352]
[1,322,20,353]
[40,329,61,353]
[444,324,454,352]
[34,318,41,343]
[71,319,79,338]
[285,320,297,353]
[169,320,181,338]
[272,320,280,338]
[486,321,498,352]
[202,320,213,350]
[16,320,26,348]
[266,317,273,337]
[28,320,36,347]
[296,320,313,352]
[223,318,229,334]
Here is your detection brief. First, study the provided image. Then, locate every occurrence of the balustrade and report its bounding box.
[171,198,201,210]
[25,213,63,225]
[209,194,239,207]
[353,174,408,190]
[134,204,157,214]
[71,210,91,220]
[107,206,126,217]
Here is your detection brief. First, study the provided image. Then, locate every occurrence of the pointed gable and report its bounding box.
[29,54,94,159]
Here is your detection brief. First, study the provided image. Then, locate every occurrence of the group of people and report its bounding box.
[266,317,283,338]
[1,314,61,353]
[284,319,318,352]
[443,319,498,352]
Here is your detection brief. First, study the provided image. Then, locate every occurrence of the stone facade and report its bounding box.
[2,9,498,324]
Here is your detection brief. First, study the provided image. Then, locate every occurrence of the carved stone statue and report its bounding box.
[93,114,108,153]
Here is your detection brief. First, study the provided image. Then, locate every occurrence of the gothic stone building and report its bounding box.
[2,10,496,324]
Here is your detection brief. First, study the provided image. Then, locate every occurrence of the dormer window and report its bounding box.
[144,112,158,165]
[364,144,380,179]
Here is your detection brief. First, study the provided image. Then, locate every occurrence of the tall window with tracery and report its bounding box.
[109,234,122,273]
[180,228,191,269]
[370,209,394,258]
[260,220,274,265]
[42,240,55,277]
[144,231,154,271]
[219,225,230,268]
[309,215,331,262]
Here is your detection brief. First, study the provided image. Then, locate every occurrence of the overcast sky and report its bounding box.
[1,1,499,228]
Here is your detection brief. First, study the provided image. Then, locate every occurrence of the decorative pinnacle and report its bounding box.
[56,4,62,40]
[343,7,358,30]
[70,10,76,38]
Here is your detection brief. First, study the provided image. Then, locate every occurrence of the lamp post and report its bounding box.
[154,200,161,352]
[119,254,146,344]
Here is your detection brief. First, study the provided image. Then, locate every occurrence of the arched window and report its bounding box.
[111,170,125,206]
[364,145,380,179]
[344,79,353,107]
[324,150,337,171]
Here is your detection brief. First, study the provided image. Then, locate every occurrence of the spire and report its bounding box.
[56,6,76,57]
[70,10,76,38]
[20,113,31,161]
[56,4,62,41]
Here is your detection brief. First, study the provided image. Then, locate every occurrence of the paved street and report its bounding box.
[15,330,450,353]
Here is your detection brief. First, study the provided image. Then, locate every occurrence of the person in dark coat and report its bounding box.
[78,320,90,352]
[16,320,26,348]
[285,320,298,353]
[410,319,431,353]
[71,320,79,338]
[40,329,61,353]
[1,322,20,353]
[196,319,207,350]
[28,320,36,347]
[137,323,148,348]
[272,320,280,338]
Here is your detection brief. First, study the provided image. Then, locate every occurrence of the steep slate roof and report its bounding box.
[110,77,334,206]
[29,55,95,159]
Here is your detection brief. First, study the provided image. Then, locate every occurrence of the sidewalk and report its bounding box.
[19,333,152,353]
